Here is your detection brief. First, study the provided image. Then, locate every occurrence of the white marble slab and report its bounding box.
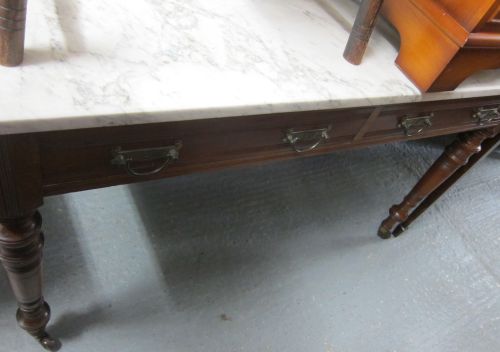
[0,0,499,135]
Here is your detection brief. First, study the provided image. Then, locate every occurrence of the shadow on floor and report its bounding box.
[5,137,497,343]
[38,147,390,342]
[41,196,93,293]
[126,148,390,311]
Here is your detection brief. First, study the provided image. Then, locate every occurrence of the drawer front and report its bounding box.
[364,99,500,141]
[39,108,372,194]
[39,97,500,195]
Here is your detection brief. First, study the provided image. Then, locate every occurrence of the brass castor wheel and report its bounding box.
[377,226,392,239]
[39,334,61,351]
[17,301,61,351]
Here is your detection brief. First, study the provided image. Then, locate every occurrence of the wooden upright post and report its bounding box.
[0,0,28,66]
[0,135,60,350]
[344,0,384,65]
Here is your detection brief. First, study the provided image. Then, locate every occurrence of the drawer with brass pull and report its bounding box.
[38,97,500,195]
[362,100,500,142]
[283,126,332,153]
[39,108,371,194]
[473,106,500,126]
[110,143,183,176]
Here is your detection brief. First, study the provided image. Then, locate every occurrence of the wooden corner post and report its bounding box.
[0,135,60,350]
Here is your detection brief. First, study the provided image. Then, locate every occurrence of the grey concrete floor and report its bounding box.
[1,137,499,352]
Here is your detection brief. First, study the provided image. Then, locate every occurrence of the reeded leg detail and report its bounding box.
[0,211,60,351]
[378,126,500,239]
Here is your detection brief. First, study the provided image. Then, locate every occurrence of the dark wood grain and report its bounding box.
[0,135,43,218]
[0,0,27,66]
[344,0,384,65]
[393,132,500,236]
[0,213,60,351]
[36,96,500,196]
[378,125,500,238]
[0,95,499,349]
[0,135,59,350]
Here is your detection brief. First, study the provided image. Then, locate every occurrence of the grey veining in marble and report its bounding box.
[0,0,498,135]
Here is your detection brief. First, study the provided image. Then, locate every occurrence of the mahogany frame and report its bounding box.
[0,96,499,350]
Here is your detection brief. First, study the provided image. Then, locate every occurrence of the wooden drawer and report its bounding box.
[38,97,500,196]
[363,98,500,142]
[38,107,372,195]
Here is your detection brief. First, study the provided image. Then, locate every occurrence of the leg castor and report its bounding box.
[378,127,500,238]
[0,212,60,351]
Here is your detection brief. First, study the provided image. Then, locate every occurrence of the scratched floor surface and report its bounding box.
[1,137,499,352]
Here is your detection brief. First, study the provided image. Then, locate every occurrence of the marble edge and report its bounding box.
[1,88,499,136]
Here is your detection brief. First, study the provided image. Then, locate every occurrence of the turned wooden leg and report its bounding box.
[392,132,500,236]
[344,0,384,65]
[0,212,60,351]
[0,0,27,66]
[378,126,500,239]
[0,135,59,350]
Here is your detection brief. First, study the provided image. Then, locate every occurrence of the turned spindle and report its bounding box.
[0,212,60,351]
[378,126,500,239]
[0,135,59,350]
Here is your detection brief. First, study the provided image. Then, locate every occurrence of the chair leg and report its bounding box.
[0,0,28,67]
[378,126,500,239]
[392,132,500,236]
[344,0,384,65]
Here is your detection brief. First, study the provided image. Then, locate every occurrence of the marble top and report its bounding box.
[0,0,499,135]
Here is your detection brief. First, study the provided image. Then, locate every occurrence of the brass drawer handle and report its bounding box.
[283,126,331,153]
[111,142,182,176]
[473,106,500,126]
[399,114,433,137]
